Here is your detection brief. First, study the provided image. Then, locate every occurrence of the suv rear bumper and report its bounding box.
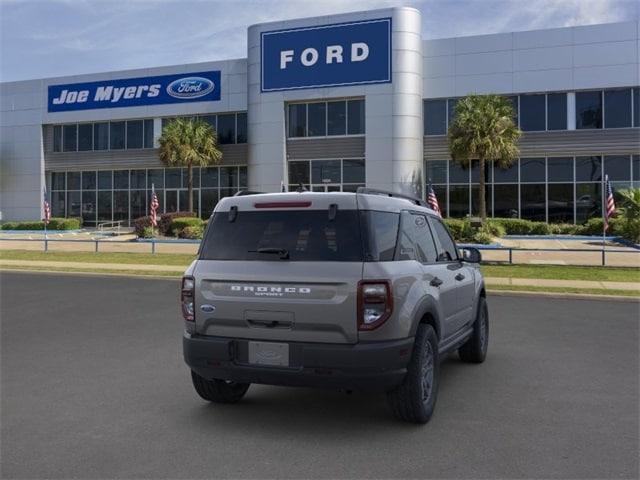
[183,334,414,392]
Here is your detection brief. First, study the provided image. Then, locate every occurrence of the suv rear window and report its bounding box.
[200,210,363,261]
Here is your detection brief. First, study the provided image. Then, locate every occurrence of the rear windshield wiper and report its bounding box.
[248,247,290,260]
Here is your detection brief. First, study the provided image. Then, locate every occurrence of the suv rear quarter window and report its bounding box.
[429,217,459,262]
[397,212,438,263]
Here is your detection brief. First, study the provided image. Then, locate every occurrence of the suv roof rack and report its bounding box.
[233,190,265,196]
[356,187,429,208]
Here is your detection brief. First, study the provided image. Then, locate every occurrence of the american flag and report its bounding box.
[604,174,616,232]
[42,188,51,224]
[150,185,159,227]
[427,183,441,216]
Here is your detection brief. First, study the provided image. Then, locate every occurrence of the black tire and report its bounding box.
[386,324,439,424]
[190,371,250,404]
[458,296,489,363]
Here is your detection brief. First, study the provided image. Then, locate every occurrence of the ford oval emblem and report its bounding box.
[200,304,216,313]
[166,77,215,99]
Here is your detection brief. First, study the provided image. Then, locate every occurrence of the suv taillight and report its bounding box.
[181,276,195,322]
[357,280,393,331]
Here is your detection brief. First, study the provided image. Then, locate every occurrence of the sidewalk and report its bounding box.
[1,259,638,292]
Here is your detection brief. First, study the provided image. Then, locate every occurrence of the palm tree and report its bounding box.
[448,94,521,221]
[616,188,640,242]
[158,118,222,213]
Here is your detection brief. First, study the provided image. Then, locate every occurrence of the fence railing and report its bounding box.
[0,237,638,266]
[97,221,123,235]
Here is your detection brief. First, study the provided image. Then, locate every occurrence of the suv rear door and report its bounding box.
[193,199,363,344]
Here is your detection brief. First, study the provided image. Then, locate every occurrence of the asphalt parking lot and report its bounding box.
[1,272,638,479]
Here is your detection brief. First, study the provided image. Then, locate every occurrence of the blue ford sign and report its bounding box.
[48,71,221,112]
[261,18,391,92]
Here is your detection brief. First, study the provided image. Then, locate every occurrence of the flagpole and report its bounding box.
[602,175,607,266]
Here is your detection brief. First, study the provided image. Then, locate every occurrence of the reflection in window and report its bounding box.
[576,91,602,129]
[493,184,518,218]
[288,162,310,185]
[520,184,545,221]
[449,161,469,184]
[426,160,447,184]
[576,156,602,182]
[604,155,631,181]
[288,104,306,137]
[114,170,129,190]
[147,169,163,189]
[447,99,459,126]
[307,103,327,137]
[110,122,125,149]
[471,185,491,217]
[94,123,109,150]
[347,99,365,135]
[130,169,147,189]
[236,113,247,143]
[547,157,573,182]
[201,167,219,188]
[82,171,96,190]
[520,158,545,182]
[327,101,346,135]
[98,171,112,190]
[126,120,143,149]
[449,185,469,218]
[78,124,93,151]
[343,159,365,184]
[548,184,574,223]
[604,89,632,128]
[217,114,236,144]
[576,183,601,223]
[312,160,341,184]
[63,124,77,152]
[67,172,80,190]
[493,162,518,183]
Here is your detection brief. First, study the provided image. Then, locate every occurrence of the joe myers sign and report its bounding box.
[261,18,391,92]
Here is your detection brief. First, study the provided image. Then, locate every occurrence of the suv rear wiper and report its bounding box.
[249,247,290,260]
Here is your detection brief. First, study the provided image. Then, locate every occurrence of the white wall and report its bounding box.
[423,20,640,98]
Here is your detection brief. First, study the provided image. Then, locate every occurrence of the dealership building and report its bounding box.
[1,7,638,225]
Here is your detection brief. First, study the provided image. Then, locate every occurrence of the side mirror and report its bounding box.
[461,247,482,263]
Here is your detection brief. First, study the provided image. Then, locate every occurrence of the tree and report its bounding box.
[616,187,640,242]
[448,94,521,221]
[158,118,222,213]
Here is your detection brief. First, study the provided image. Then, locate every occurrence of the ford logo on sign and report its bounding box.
[166,77,215,99]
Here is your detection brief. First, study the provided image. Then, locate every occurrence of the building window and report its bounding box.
[126,120,143,149]
[78,124,93,151]
[424,99,447,135]
[425,160,447,184]
[217,114,236,144]
[576,156,602,182]
[236,113,247,143]
[547,157,574,182]
[519,94,546,132]
[604,155,631,181]
[63,124,77,152]
[546,93,567,130]
[109,121,125,149]
[53,125,62,152]
[493,184,518,218]
[94,122,109,150]
[447,99,459,127]
[576,91,602,129]
[288,104,307,137]
[493,162,518,183]
[287,159,364,191]
[51,172,65,191]
[114,170,129,190]
[98,171,112,190]
[506,95,519,124]
[449,185,470,218]
[82,171,96,190]
[604,89,632,128]
[520,184,546,221]
[327,101,346,135]
[576,183,601,223]
[347,99,365,135]
[143,119,154,148]
[548,184,574,223]
[633,88,639,128]
[308,102,327,137]
[520,158,545,183]
[67,172,80,190]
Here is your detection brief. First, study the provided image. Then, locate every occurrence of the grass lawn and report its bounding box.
[0,250,195,266]
[0,265,181,277]
[480,264,640,283]
[487,284,639,298]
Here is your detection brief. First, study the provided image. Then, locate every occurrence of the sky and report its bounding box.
[1,0,638,82]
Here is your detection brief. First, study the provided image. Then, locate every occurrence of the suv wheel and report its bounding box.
[191,371,250,403]
[386,324,439,424]
[458,296,489,363]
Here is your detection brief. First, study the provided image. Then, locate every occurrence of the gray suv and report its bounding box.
[182,189,488,423]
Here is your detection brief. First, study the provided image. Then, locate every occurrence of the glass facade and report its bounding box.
[287,159,365,192]
[425,154,639,223]
[287,99,365,138]
[48,166,248,225]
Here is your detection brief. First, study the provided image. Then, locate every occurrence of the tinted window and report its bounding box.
[520,184,546,221]
[447,98,459,126]
[53,125,62,152]
[576,156,602,182]
[576,91,602,129]
[347,99,365,134]
[143,119,154,148]
[449,161,469,183]
[67,172,80,190]
[424,99,446,135]
[547,157,573,182]
[449,185,469,217]
[362,211,399,261]
[547,93,567,130]
[98,171,112,190]
[411,214,438,263]
[426,160,447,184]
[471,184,491,217]
[307,103,326,137]
[312,160,341,184]
[576,183,601,223]
[109,121,125,149]
[493,162,518,183]
[604,89,632,128]
[633,155,640,181]
[604,155,631,181]
[148,169,163,189]
[78,124,93,151]
[51,172,65,190]
[519,94,546,131]
[429,217,458,262]
[327,101,346,135]
[506,95,519,124]
[114,170,129,190]
[200,210,363,262]
[548,184,574,223]
[288,104,306,137]
[126,120,143,149]
[82,171,96,190]
[236,113,247,143]
[288,161,310,185]
[634,88,639,128]
[343,159,365,184]
[217,114,236,144]
[520,158,545,182]
[93,122,109,150]
[201,167,218,188]
[63,124,77,152]
[130,169,146,189]
[494,184,519,218]
[220,167,238,188]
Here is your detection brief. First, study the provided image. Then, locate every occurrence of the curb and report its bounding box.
[0,267,179,281]
[487,289,639,302]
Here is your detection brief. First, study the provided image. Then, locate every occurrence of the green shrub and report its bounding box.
[133,216,153,237]
[1,217,81,231]
[490,218,536,235]
[0,222,18,230]
[141,226,156,239]
[443,218,465,240]
[528,222,551,235]
[159,211,195,236]
[548,223,580,235]
[48,217,81,230]
[472,229,494,244]
[171,217,204,237]
[179,224,204,239]
[483,220,506,237]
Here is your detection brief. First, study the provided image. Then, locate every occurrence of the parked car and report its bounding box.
[182,189,488,423]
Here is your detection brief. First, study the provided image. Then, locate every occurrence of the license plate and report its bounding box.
[248,341,289,367]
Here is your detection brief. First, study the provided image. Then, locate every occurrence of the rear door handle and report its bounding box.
[430,277,443,287]
[455,273,465,281]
